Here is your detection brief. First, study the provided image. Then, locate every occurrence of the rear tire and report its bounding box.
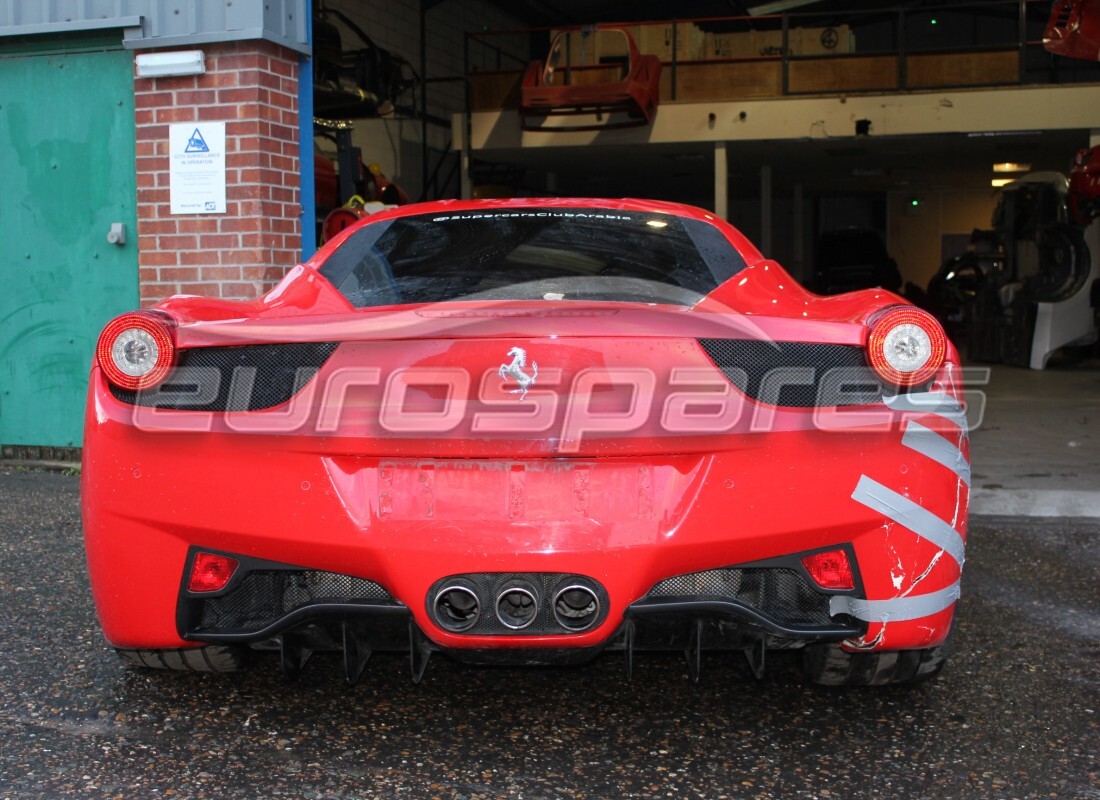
[803,633,952,686]
[116,645,249,673]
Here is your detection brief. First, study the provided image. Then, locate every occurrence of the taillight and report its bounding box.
[188,552,239,593]
[802,549,855,591]
[95,311,175,390]
[866,306,947,387]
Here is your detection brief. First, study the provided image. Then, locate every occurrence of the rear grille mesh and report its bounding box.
[647,567,834,626]
[697,339,880,407]
[195,570,391,633]
[110,342,339,411]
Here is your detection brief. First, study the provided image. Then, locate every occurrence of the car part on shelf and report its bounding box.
[520,28,661,131]
[1044,0,1100,62]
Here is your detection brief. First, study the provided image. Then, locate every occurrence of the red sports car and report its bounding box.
[82,198,969,686]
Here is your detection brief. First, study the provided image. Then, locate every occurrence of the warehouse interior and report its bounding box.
[314,0,1099,359]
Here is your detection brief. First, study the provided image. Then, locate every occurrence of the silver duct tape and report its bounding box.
[830,581,961,623]
[884,391,967,430]
[851,475,966,567]
[902,421,971,486]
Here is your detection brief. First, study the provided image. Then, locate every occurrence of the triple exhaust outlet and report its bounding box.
[431,575,602,635]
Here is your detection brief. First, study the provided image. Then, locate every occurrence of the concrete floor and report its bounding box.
[969,360,1100,518]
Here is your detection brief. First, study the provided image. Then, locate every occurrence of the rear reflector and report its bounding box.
[866,306,947,387]
[188,552,239,593]
[801,549,855,590]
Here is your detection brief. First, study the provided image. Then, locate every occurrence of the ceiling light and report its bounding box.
[991,178,1014,187]
[993,162,1030,173]
[135,50,205,78]
[747,0,825,16]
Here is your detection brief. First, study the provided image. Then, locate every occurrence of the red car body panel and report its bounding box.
[1045,0,1100,61]
[1069,145,1100,225]
[82,198,969,670]
[520,28,662,130]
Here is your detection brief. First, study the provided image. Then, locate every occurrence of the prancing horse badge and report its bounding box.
[498,346,538,399]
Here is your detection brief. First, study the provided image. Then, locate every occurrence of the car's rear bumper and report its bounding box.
[82,365,969,657]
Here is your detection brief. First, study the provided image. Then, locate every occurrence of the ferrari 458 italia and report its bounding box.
[82,198,969,686]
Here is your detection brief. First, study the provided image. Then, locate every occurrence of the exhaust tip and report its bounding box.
[552,583,600,632]
[433,583,480,632]
[495,581,539,630]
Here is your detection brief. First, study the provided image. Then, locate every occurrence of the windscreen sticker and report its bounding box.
[432,212,636,222]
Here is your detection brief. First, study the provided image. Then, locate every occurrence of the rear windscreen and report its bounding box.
[318,209,748,308]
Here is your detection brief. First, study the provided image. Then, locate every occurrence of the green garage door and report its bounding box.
[0,41,138,447]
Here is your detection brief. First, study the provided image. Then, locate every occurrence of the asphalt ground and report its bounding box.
[0,471,1097,800]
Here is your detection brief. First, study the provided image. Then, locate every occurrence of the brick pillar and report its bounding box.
[134,41,301,306]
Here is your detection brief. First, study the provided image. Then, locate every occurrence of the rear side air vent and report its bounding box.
[110,342,339,411]
[696,339,880,407]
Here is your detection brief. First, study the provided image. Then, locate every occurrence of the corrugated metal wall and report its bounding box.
[0,0,309,52]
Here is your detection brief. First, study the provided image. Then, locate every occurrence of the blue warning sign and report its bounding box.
[184,128,210,153]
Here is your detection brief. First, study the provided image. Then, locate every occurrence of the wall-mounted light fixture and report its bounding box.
[992,162,1031,173]
[135,50,206,78]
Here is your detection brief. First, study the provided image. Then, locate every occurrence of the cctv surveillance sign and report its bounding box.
[169,122,227,214]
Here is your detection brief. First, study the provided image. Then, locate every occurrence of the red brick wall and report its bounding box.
[134,41,301,306]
